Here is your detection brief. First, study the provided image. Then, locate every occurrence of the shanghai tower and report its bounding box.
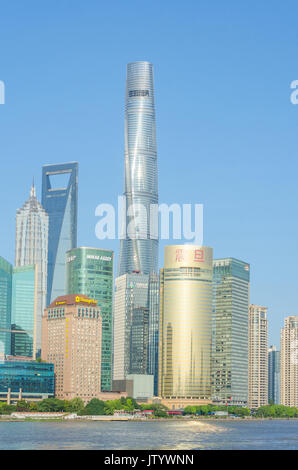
[118,61,158,276]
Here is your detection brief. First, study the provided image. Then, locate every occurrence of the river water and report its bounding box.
[0,419,297,450]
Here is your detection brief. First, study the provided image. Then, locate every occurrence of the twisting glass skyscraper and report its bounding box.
[118,61,158,276]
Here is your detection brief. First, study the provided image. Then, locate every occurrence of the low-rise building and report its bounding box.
[112,374,154,400]
[0,355,54,403]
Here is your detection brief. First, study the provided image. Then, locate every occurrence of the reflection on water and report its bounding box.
[174,420,226,432]
[0,420,297,450]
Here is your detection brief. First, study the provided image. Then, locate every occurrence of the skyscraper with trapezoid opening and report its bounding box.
[42,162,78,306]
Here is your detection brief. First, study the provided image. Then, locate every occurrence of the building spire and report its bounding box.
[30,177,36,198]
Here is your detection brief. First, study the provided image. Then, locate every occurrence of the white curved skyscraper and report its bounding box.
[118,61,158,276]
[15,181,49,355]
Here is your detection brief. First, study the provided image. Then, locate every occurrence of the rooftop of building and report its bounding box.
[16,182,48,215]
[249,304,268,310]
[66,247,114,254]
[0,355,34,362]
[42,161,78,168]
[213,257,250,265]
[47,294,98,309]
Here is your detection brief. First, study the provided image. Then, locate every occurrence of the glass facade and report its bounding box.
[268,345,280,405]
[113,273,150,380]
[159,245,213,399]
[11,265,37,358]
[65,247,113,391]
[15,182,49,356]
[212,258,250,406]
[0,257,12,355]
[148,272,160,395]
[118,62,158,276]
[130,307,149,374]
[0,359,54,396]
[42,162,78,305]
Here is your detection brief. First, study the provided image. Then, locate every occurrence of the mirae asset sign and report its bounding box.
[0,81,4,104]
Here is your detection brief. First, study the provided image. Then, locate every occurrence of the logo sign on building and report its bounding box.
[164,245,213,271]
[75,296,97,305]
[175,248,205,264]
[86,254,112,262]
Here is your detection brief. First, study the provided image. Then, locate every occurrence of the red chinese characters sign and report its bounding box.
[194,249,204,262]
[175,248,204,263]
[176,249,185,262]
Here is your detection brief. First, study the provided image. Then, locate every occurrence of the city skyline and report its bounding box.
[1,2,298,350]
[0,107,295,350]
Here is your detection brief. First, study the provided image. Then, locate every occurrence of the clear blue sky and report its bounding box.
[1,0,298,346]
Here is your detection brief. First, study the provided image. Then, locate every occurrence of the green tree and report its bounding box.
[199,405,209,415]
[0,403,16,415]
[227,406,236,415]
[104,402,114,415]
[29,402,38,411]
[275,405,287,417]
[126,398,134,411]
[36,398,66,412]
[16,400,31,412]
[83,399,106,415]
[154,408,168,418]
[285,407,296,418]
[131,398,141,410]
[235,407,250,417]
[184,406,196,415]
[66,398,84,413]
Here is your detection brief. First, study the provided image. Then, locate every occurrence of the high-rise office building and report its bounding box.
[66,247,113,391]
[212,258,250,406]
[0,257,12,355]
[42,162,78,305]
[15,181,49,355]
[113,273,150,381]
[118,61,158,277]
[130,306,149,374]
[42,294,102,402]
[11,265,37,358]
[280,316,298,407]
[158,245,213,400]
[115,61,159,396]
[248,305,268,408]
[148,272,160,396]
[268,345,280,405]
[0,258,37,358]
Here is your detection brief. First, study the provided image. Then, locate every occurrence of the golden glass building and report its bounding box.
[158,245,213,399]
